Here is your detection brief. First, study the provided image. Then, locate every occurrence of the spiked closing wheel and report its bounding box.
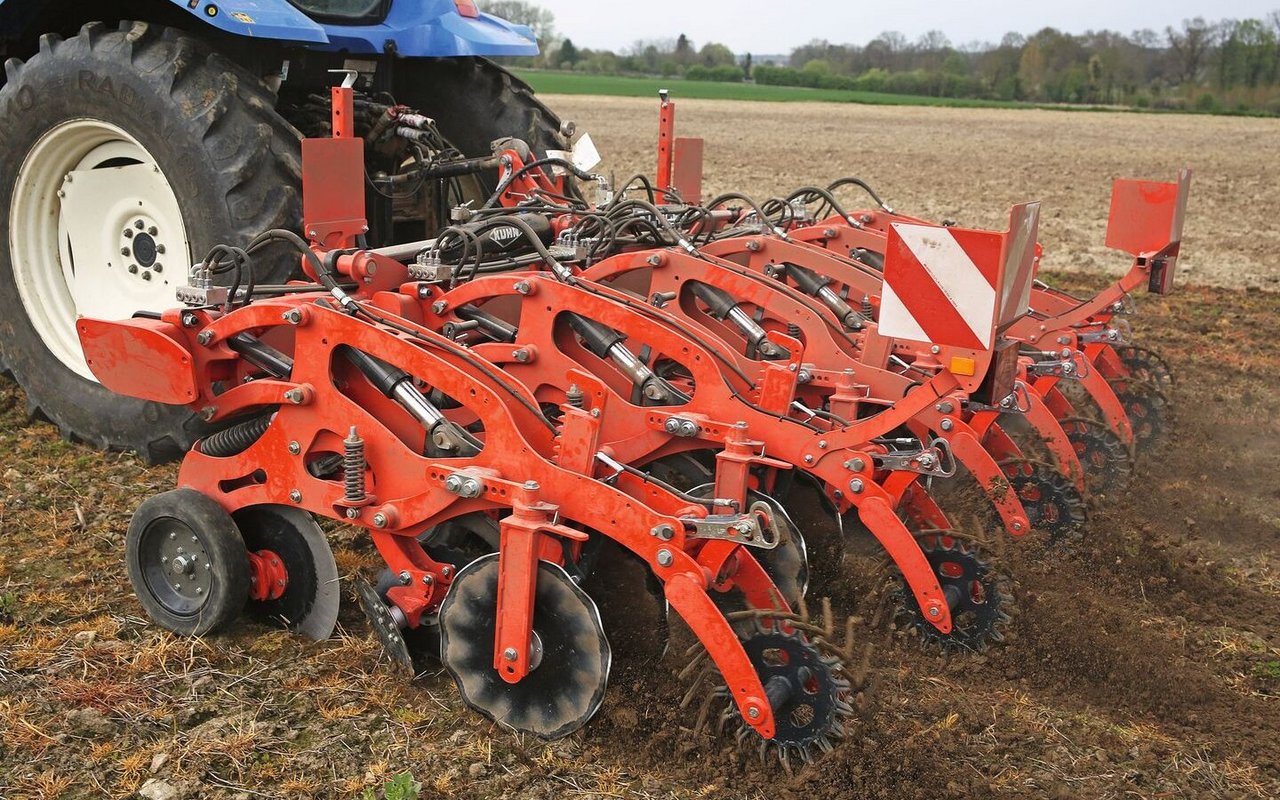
[1110,379,1170,450]
[233,505,340,641]
[1115,345,1174,391]
[895,533,1011,652]
[1061,417,1134,493]
[440,553,611,739]
[1004,461,1088,543]
[727,626,853,768]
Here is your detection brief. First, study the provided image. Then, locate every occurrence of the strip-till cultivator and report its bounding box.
[77,88,1189,763]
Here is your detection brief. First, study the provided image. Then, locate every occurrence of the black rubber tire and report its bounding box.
[392,57,565,178]
[125,488,251,636]
[0,21,301,462]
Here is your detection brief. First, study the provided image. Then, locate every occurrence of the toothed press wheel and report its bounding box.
[439,553,611,739]
[895,534,1010,651]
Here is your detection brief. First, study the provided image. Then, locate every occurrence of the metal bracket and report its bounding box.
[872,438,957,478]
[683,500,782,550]
[1027,350,1091,380]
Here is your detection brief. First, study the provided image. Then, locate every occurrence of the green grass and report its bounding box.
[513,69,1034,108]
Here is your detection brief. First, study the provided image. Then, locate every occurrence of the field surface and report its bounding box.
[546,94,1280,290]
[2,98,1279,799]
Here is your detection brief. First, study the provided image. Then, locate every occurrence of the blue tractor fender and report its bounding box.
[0,0,540,57]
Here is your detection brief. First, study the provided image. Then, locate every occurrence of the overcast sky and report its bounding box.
[516,1,1279,55]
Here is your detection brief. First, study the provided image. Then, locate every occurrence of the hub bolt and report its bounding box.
[127,264,138,274]
[134,220,145,230]
[123,229,134,238]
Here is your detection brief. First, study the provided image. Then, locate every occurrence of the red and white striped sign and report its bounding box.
[878,203,1040,351]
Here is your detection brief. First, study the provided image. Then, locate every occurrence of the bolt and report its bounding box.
[284,389,305,404]
[797,369,811,383]
[651,524,675,541]
[523,480,540,491]
[169,532,177,540]
[664,418,681,434]
[849,478,864,493]
[818,440,828,449]
[123,228,134,239]
[514,280,531,295]
[677,420,698,437]
[147,226,158,236]
[282,309,303,325]
[747,706,761,719]
[503,647,518,662]
[196,331,214,346]
[345,507,360,520]
[928,606,940,617]
[127,264,138,274]
[656,549,674,567]
[645,254,661,266]
[417,284,432,299]
[156,244,166,255]
[1013,522,1024,532]
[431,301,447,315]
[940,419,954,432]
[398,571,412,585]
[936,401,954,414]
[135,220,145,230]
[198,406,217,421]
[849,457,865,472]
[930,345,941,354]
[746,240,762,252]
[824,228,837,238]
[513,348,530,363]
[803,454,814,464]
[288,441,301,455]
[372,513,388,528]
[56,190,65,198]
[289,489,302,503]
[421,574,433,586]
[440,565,454,579]
[444,474,464,494]
[153,263,163,273]
[590,408,601,418]
[141,271,152,281]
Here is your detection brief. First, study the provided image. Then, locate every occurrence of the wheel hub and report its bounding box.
[10,120,189,379]
[145,521,213,612]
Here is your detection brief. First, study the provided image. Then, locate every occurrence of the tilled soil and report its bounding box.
[2,98,1279,798]
[545,94,1280,291]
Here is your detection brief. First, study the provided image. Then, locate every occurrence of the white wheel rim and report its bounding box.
[10,119,190,380]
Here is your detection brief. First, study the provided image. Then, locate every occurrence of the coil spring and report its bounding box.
[343,426,367,504]
[861,295,874,317]
[199,414,272,458]
[786,322,802,339]
[566,383,585,409]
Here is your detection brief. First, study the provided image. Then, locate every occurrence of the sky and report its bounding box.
[514,1,1280,55]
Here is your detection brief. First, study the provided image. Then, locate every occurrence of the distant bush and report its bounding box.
[1195,92,1220,112]
[685,64,745,83]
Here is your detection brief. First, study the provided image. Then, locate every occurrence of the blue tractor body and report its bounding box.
[0,0,541,57]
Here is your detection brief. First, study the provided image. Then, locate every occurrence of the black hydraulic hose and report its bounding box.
[481,156,596,210]
[785,186,854,222]
[826,177,892,212]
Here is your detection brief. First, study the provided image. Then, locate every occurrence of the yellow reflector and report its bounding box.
[949,356,976,376]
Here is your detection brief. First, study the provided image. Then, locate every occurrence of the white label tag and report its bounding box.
[544,149,571,177]
[571,132,601,172]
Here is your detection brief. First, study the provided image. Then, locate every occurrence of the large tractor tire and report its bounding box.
[0,21,301,461]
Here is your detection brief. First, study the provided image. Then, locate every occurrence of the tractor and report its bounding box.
[0,0,567,460]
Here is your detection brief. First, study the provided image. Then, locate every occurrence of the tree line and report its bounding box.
[487,2,1280,114]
